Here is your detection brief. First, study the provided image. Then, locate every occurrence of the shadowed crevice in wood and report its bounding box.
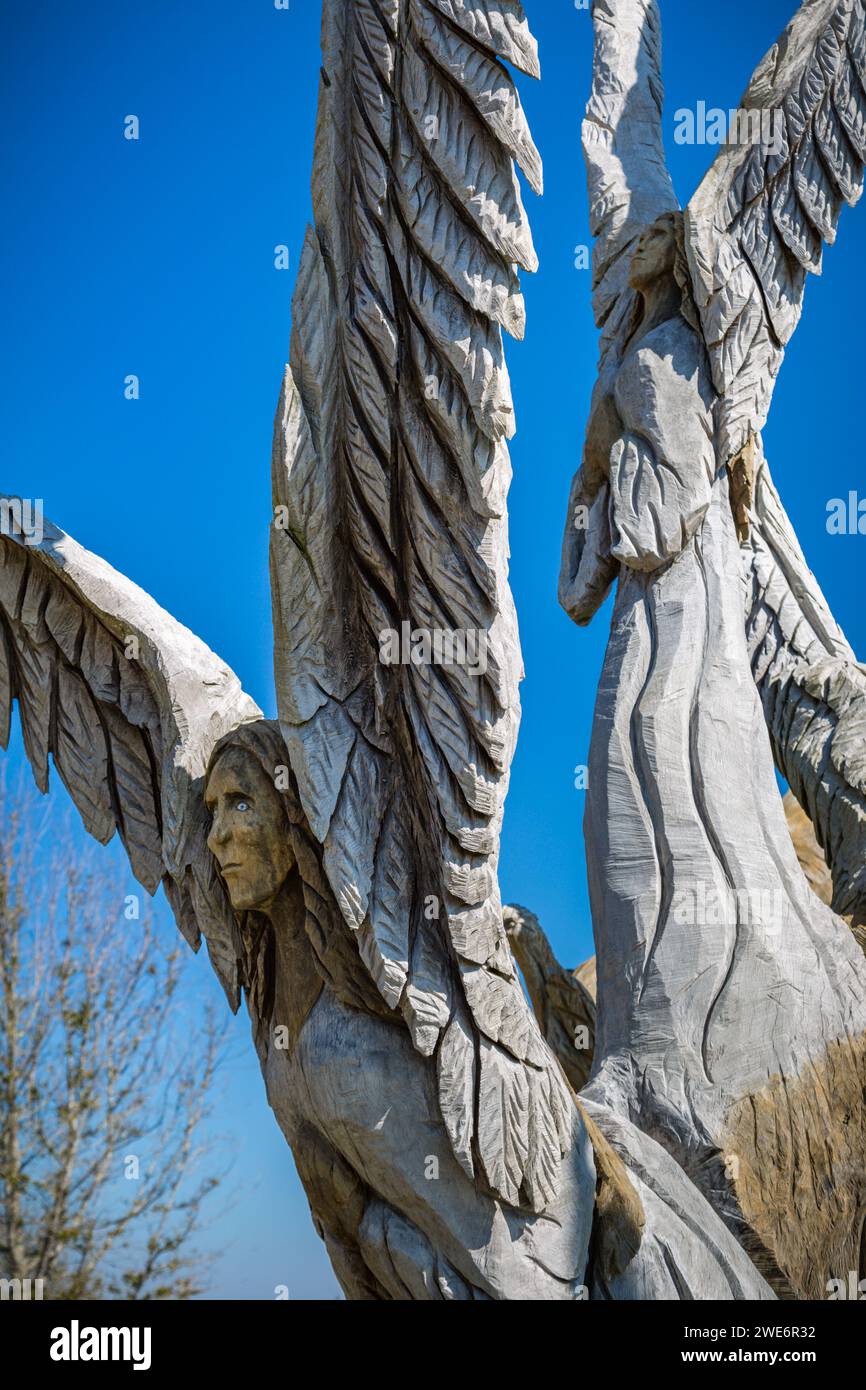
[578,1101,645,1284]
[784,791,866,954]
[503,904,596,1091]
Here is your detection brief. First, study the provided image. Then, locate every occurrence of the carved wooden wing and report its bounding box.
[0,504,262,1003]
[746,455,866,928]
[270,0,575,1211]
[686,0,866,465]
[583,0,679,360]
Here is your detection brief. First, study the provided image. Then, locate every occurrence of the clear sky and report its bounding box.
[4,0,864,1299]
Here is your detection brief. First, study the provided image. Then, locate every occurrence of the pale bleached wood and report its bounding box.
[561,0,866,1299]
[686,0,866,466]
[269,0,576,1217]
[0,508,261,1001]
[504,904,596,1092]
[0,1,603,1302]
[583,0,678,359]
[747,449,866,935]
[12,0,864,1302]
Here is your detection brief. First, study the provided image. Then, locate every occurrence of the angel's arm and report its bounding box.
[560,0,678,626]
[0,503,261,1002]
[583,0,678,357]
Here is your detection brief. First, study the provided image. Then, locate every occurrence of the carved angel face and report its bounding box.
[628,218,677,292]
[205,747,294,912]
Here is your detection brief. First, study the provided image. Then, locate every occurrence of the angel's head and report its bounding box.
[625,210,700,341]
[628,211,679,291]
[205,721,301,914]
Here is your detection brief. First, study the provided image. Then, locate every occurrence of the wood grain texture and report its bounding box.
[583,1099,775,1301]
[686,0,866,464]
[583,0,678,358]
[504,904,596,1091]
[746,449,866,933]
[5,0,866,1302]
[559,0,866,1300]
[0,505,262,1002]
[0,4,600,1299]
[263,981,597,1299]
[583,452,866,1296]
[269,0,574,1212]
[506,798,856,1090]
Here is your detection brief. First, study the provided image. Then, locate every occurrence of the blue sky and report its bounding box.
[4,0,864,1298]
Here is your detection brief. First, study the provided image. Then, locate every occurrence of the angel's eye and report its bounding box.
[236,800,250,813]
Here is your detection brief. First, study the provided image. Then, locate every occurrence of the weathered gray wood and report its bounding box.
[747,449,866,934]
[506,782,860,1110]
[0,510,261,1001]
[268,0,575,1218]
[0,1,603,1301]
[583,0,678,360]
[572,319,866,1298]
[504,904,596,1092]
[582,1100,776,1302]
[5,0,866,1302]
[686,0,866,466]
[561,0,866,1299]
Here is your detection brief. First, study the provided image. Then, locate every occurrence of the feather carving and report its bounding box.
[270,0,574,1210]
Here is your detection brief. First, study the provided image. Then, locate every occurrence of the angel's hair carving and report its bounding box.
[205,720,304,828]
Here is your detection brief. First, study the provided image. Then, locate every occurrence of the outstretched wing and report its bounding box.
[584,0,678,361]
[686,0,866,465]
[270,0,574,1211]
[0,503,262,1003]
[745,452,866,931]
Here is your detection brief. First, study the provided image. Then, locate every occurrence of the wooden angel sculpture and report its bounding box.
[0,0,781,1300]
[561,0,866,1298]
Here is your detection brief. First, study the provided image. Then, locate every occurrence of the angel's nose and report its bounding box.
[207,811,230,853]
